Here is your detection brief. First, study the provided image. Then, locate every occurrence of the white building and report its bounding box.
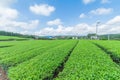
[90,36,99,40]
[72,37,78,39]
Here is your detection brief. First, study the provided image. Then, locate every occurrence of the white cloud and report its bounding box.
[79,13,86,18]
[101,0,110,4]
[1,15,118,36]
[0,0,17,7]
[107,16,120,24]
[30,4,55,16]
[35,23,94,36]
[90,8,113,15]
[83,0,95,4]
[0,19,40,33]
[98,16,120,34]
[0,0,19,20]
[0,7,19,20]
[35,15,120,36]
[11,20,39,30]
[0,0,119,36]
[47,19,62,26]
[0,0,40,34]
[35,25,73,36]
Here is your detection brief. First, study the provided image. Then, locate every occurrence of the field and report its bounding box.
[0,36,28,41]
[0,40,120,80]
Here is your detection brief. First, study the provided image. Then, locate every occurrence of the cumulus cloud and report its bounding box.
[0,0,19,20]
[35,16,120,36]
[0,0,119,36]
[0,7,19,20]
[97,16,120,34]
[1,15,119,36]
[0,0,17,7]
[30,4,55,16]
[0,19,40,32]
[35,23,94,36]
[79,13,86,18]
[82,0,95,4]
[0,0,40,34]
[90,8,113,15]
[47,19,62,26]
[35,25,73,36]
[107,16,120,24]
[11,20,39,30]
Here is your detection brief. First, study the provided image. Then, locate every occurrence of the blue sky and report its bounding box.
[0,0,120,36]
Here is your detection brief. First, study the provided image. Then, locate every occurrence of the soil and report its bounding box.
[0,67,8,80]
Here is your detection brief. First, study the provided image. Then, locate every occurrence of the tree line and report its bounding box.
[0,31,36,39]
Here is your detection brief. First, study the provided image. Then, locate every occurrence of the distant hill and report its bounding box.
[99,34,120,40]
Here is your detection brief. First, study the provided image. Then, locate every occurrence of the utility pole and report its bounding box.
[96,21,100,40]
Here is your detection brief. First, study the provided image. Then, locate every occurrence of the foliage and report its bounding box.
[93,40,120,58]
[0,40,77,80]
[55,40,120,80]
[0,40,120,80]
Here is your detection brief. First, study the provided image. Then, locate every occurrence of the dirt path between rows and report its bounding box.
[0,67,8,80]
